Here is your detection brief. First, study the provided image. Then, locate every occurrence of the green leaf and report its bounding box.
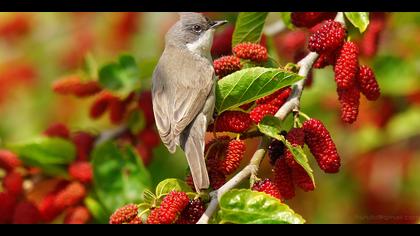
[98,54,141,97]
[257,116,283,140]
[232,12,268,47]
[215,67,302,114]
[218,189,305,224]
[142,189,156,205]
[82,53,98,80]
[344,12,370,33]
[91,142,152,215]
[283,141,315,186]
[84,196,109,224]
[279,12,294,30]
[155,178,193,199]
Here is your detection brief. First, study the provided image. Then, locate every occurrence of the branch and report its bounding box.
[197,12,346,224]
[94,125,128,146]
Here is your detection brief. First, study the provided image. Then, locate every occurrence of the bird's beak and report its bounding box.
[210,20,228,29]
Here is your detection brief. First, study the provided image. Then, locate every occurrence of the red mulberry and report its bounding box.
[54,182,87,211]
[89,91,114,119]
[0,150,21,172]
[256,87,292,108]
[12,201,41,224]
[337,86,360,124]
[52,75,101,97]
[212,111,251,133]
[273,158,295,200]
[250,103,278,124]
[308,20,346,54]
[158,191,189,224]
[209,169,226,190]
[252,179,282,200]
[68,161,93,184]
[233,42,268,62]
[303,118,341,173]
[334,41,359,89]
[360,13,387,58]
[213,55,242,78]
[291,12,336,28]
[357,65,380,101]
[147,208,160,224]
[71,131,96,162]
[109,203,138,224]
[109,98,126,124]
[313,50,337,69]
[138,128,161,148]
[0,192,17,224]
[220,139,246,175]
[43,123,70,139]
[3,170,23,196]
[175,199,206,224]
[64,206,91,224]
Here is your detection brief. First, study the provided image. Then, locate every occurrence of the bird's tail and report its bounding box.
[180,113,210,191]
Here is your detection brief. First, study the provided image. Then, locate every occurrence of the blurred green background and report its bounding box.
[0,12,419,223]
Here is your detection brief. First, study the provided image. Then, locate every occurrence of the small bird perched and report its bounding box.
[152,13,227,191]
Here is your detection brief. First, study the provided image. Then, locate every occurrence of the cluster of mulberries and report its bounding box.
[213,55,242,78]
[89,91,134,125]
[250,87,292,124]
[308,20,346,54]
[291,12,336,28]
[209,111,252,133]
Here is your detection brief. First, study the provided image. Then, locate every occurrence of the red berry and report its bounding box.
[3,170,23,196]
[138,128,161,148]
[334,41,359,89]
[52,75,101,97]
[212,111,251,133]
[256,87,292,108]
[158,191,189,224]
[109,203,138,224]
[357,65,380,101]
[135,144,152,166]
[239,102,254,111]
[273,30,307,60]
[268,133,287,165]
[233,42,268,62]
[303,118,341,173]
[249,103,278,124]
[175,199,206,224]
[337,86,360,124]
[291,166,315,192]
[128,216,143,224]
[360,13,387,58]
[89,91,114,119]
[146,208,160,224]
[109,97,127,124]
[291,12,336,28]
[273,158,295,200]
[64,206,91,224]
[68,161,93,184]
[138,91,155,127]
[71,131,96,162]
[209,169,226,190]
[220,139,246,175]
[313,50,337,69]
[308,20,346,54]
[205,136,230,171]
[38,193,61,222]
[12,201,41,224]
[0,192,17,224]
[213,55,242,78]
[0,150,21,172]
[252,179,282,200]
[43,123,70,139]
[54,182,87,211]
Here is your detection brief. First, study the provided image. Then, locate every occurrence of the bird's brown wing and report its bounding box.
[152,45,214,152]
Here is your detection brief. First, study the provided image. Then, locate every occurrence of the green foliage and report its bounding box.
[91,141,152,216]
[155,178,193,199]
[279,12,294,29]
[232,12,268,47]
[344,12,370,33]
[218,189,305,224]
[215,67,302,114]
[7,137,76,177]
[98,54,141,97]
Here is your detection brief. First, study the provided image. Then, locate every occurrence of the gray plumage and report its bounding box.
[152,13,226,191]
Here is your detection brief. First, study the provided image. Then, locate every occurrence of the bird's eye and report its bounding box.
[192,25,202,33]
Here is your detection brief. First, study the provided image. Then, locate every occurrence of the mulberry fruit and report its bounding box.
[146,208,160,224]
[64,206,91,224]
[2,170,23,196]
[43,123,70,139]
[52,75,101,97]
[357,65,380,101]
[291,167,315,192]
[303,118,341,173]
[209,169,226,190]
[220,139,246,175]
[213,55,242,78]
[334,41,359,89]
[175,199,206,224]
[250,103,278,124]
[273,158,295,200]
[89,91,114,119]
[71,131,96,162]
[313,50,337,69]
[256,87,292,108]
[211,111,251,133]
[54,182,86,210]
[291,12,336,28]
[12,201,41,224]
[308,20,346,54]
[158,191,189,224]
[109,98,126,124]
[109,203,138,224]
[0,150,21,172]
[252,179,282,200]
[0,192,17,224]
[138,128,161,148]
[337,86,360,124]
[233,42,268,62]
[68,161,93,184]
[268,133,287,165]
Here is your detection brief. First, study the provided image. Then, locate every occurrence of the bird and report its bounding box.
[152,12,227,191]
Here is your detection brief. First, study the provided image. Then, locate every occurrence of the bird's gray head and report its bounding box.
[165,12,227,55]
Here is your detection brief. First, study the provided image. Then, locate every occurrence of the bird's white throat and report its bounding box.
[186,29,215,60]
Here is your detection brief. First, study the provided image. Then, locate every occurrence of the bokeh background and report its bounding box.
[0,12,419,223]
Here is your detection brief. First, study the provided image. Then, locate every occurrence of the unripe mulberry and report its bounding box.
[212,111,251,133]
[256,87,292,108]
[220,139,246,175]
[64,206,91,224]
[43,123,70,139]
[357,65,380,101]
[334,41,359,89]
[109,203,138,224]
[71,131,96,162]
[54,182,87,210]
[3,170,23,196]
[252,179,282,200]
[12,201,41,224]
[337,86,360,124]
[158,191,189,224]
[213,55,242,78]
[233,42,268,62]
[146,208,160,224]
[52,75,101,97]
[68,161,93,184]
[308,20,346,54]
[291,12,336,28]
[250,103,278,124]
[175,199,206,224]
[0,150,21,172]
[303,118,341,173]
[273,158,295,200]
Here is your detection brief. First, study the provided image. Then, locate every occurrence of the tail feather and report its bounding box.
[180,113,210,191]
